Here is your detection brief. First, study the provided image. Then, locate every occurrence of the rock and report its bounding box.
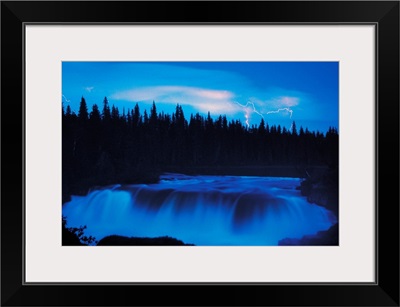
[299,167,338,218]
[97,235,195,246]
[278,223,339,246]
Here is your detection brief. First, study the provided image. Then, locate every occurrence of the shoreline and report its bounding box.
[162,165,328,178]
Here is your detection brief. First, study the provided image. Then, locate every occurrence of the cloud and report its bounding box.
[84,86,94,93]
[249,93,300,107]
[110,85,305,122]
[111,86,242,115]
[275,96,299,107]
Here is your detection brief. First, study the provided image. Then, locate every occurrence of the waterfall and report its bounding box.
[62,174,336,245]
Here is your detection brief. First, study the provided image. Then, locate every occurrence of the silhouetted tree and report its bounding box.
[62,98,339,195]
[102,97,111,122]
[78,97,89,122]
[291,121,297,136]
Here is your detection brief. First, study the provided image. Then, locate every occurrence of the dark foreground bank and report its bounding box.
[280,166,339,245]
[97,235,194,246]
[279,223,339,246]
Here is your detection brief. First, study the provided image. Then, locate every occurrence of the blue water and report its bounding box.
[62,173,337,245]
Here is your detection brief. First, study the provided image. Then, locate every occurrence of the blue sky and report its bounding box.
[62,62,338,133]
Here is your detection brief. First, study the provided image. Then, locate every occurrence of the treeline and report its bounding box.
[62,97,338,197]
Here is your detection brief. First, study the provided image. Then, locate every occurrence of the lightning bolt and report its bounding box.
[234,100,264,128]
[233,100,294,130]
[265,107,293,119]
[62,94,71,103]
[244,113,250,127]
[234,101,264,118]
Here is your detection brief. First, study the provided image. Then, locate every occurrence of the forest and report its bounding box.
[62,97,339,202]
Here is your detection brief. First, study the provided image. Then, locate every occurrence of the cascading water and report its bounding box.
[62,173,337,245]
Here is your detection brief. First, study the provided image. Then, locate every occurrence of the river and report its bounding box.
[62,173,337,245]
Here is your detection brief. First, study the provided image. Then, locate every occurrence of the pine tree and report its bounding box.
[78,97,89,122]
[66,105,72,117]
[150,101,158,128]
[258,118,266,134]
[90,104,101,122]
[102,97,111,122]
[111,105,119,121]
[291,121,298,136]
[133,103,140,126]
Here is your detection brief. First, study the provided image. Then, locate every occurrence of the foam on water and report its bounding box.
[62,173,337,245]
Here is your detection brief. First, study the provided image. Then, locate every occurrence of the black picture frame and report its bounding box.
[1,1,399,306]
